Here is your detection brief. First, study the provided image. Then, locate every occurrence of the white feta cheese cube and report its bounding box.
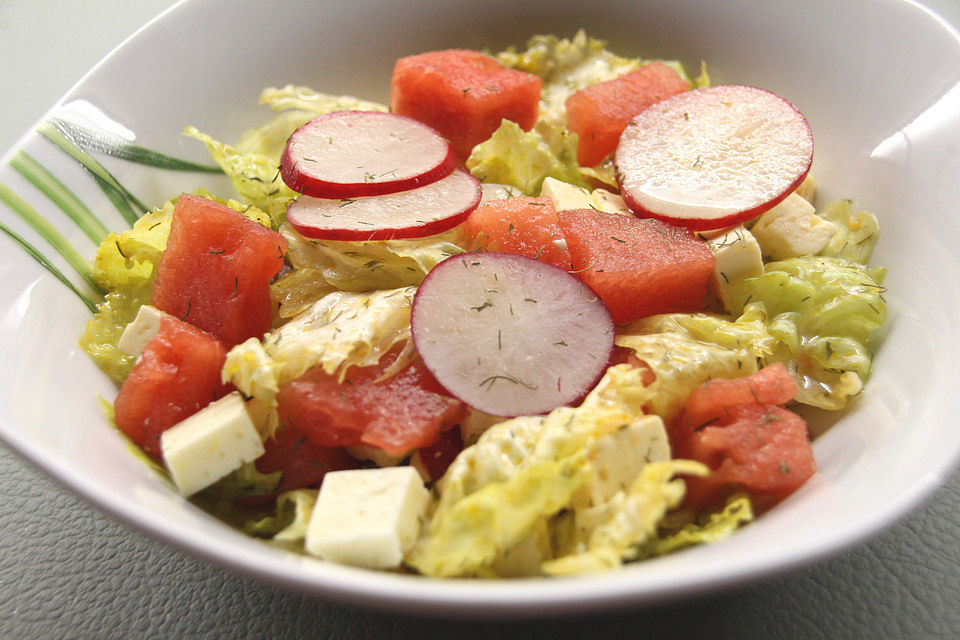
[707,225,764,310]
[571,415,670,509]
[304,466,430,569]
[540,177,594,211]
[117,305,172,356]
[795,174,817,203]
[539,177,630,215]
[751,193,837,260]
[160,392,265,496]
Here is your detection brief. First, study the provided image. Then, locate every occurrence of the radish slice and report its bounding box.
[411,252,614,417]
[286,168,481,241]
[615,85,813,231]
[280,111,458,198]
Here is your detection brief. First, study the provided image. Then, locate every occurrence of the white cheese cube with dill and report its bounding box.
[117,305,172,356]
[160,392,265,496]
[751,193,837,260]
[304,466,430,569]
[707,225,764,311]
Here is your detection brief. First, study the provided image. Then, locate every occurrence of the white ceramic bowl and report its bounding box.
[1,0,959,617]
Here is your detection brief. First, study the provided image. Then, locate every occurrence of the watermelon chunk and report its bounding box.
[556,208,715,323]
[152,194,287,346]
[672,364,815,511]
[255,425,359,495]
[114,316,231,459]
[390,49,542,159]
[276,347,467,456]
[462,196,572,270]
[566,62,690,167]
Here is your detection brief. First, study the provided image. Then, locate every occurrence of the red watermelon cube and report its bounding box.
[557,208,714,323]
[152,194,287,346]
[390,49,542,159]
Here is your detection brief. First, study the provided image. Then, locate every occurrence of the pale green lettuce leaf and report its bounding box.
[281,222,468,292]
[80,202,173,382]
[637,494,754,558]
[497,31,697,127]
[630,305,775,360]
[727,256,887,409]
[497,31,641,127]
[244,489,318,543]
[259,85,388,116]
[234,110,317,159]
[816,199,880,264]
[183,126,295,225]
[466,120,586,195]
[270,266,338,320]
[408,365,653,577]
[541,459,708,575]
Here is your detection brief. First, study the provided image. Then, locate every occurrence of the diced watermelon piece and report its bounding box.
[681,363,798,430]
[462,196,572,270]
[671,365,815,511]
[681,404,816,511]
[276,347,467,456]
[390,49,542,158]
[556,208,715,323]
[114,316,231,459]
[414,426,464,482]
[566,62,691,167]
[255,424,359,494]
[152,194,288,346]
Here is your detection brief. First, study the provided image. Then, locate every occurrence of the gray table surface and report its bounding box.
[2,1,959,638]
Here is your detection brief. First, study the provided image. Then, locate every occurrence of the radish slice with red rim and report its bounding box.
[280,111,458,198]
[286,168,481,241]
[615,85,813,231]
[411,252,615,418]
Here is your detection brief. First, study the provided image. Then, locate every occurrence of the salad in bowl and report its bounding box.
[66,32,887,578]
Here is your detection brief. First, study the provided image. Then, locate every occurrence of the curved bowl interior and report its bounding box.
[0,0,959,617]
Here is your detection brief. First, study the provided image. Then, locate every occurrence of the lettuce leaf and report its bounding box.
[258,85,388,116]
[79,202,174,382]
[541,459,708,575]
[466,120,586,195]
[243,489,318,543]
[408,365,655,577]
[497,31,698,129]
[234,110,317,159]
[281,222,467,292]
[183,126,295,226]
[497,31,641,127]
[636,494,753,558]
[816,199,880,264]
[728,256,887,408]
